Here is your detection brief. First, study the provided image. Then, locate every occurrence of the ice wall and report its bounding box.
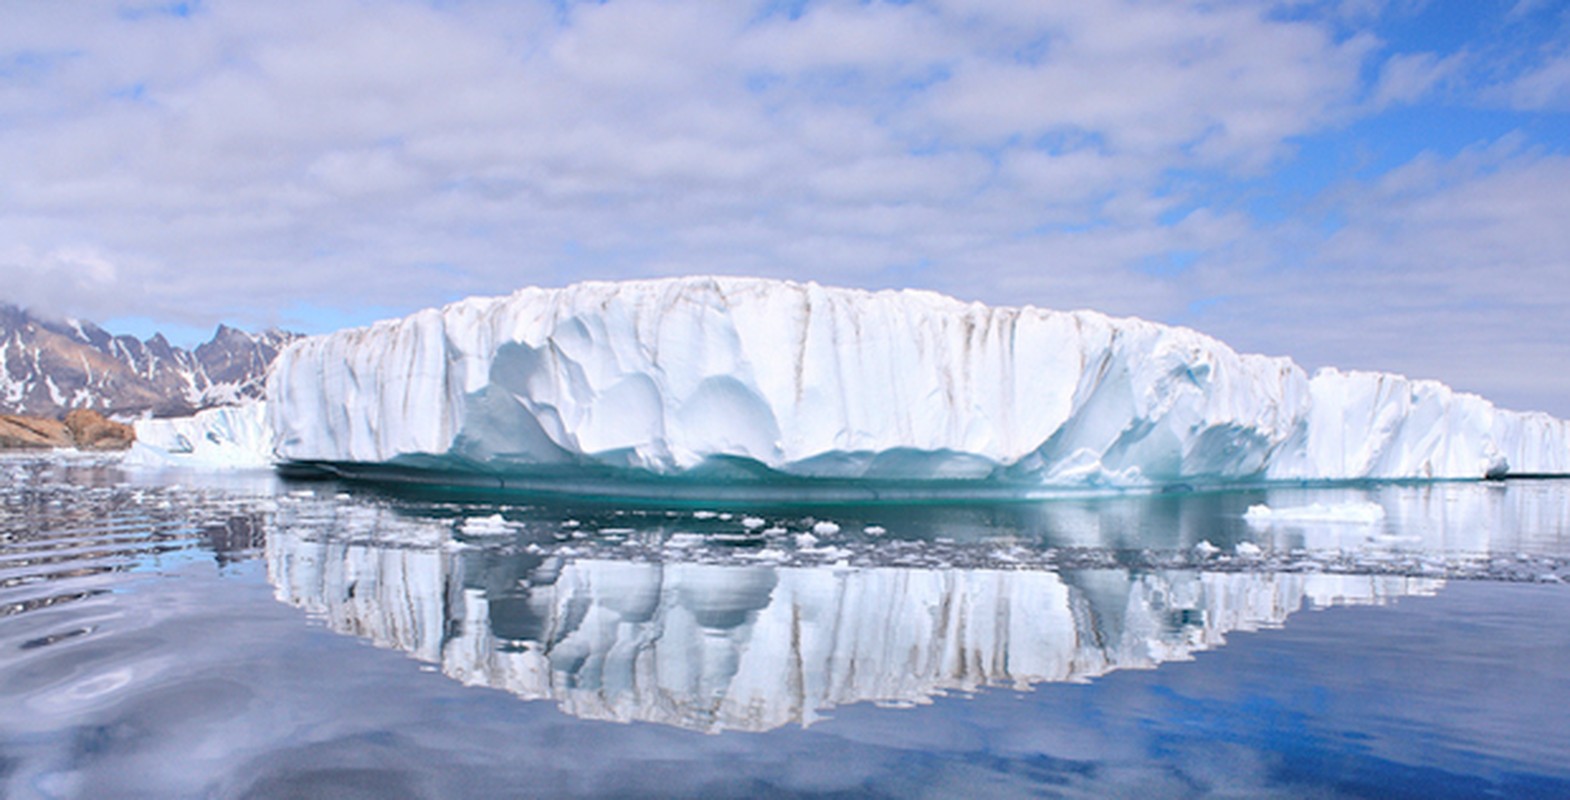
[127,401,274,469]
[267,277,1570,486]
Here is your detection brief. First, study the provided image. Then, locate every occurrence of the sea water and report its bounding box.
[2,453,1568,798]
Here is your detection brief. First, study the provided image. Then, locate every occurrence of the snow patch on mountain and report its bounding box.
[0,303,299,418]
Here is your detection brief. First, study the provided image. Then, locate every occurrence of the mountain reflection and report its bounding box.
[267,527,1440,732]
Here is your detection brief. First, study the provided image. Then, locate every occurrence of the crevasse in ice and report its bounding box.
[264,276,1570,487]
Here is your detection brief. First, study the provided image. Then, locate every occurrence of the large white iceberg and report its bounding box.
[267,277,1570,491]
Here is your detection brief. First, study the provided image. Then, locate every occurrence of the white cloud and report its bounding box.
[2,244,128,319]
[1499,51,1570,110]
[1369,50,1465,108]
[1188,140,1570,415]
[0,0,1565,414]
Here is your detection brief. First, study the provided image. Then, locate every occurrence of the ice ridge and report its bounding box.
[266,277,1570,489]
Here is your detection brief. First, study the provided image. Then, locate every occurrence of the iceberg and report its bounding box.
[266,277,1570,495]
[127,401,274,469]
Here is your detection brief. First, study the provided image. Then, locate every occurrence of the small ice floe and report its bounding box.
[708,531,765,546]
[562,519,581,528]
[802,545,852,561]
[864,525,887,536]
[741,516,767,530]
[1244,502,1386,525]
[664,533,704,549]
[795,532,820,549]
[1368,533,1423,545]
[692,510,719,520]
[811,521,841,536]
[1234,541,1263,557]
[460,514,513,536]
[1193,540,1221,558]
[762,526,788,536]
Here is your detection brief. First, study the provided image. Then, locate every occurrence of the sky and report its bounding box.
[2,0,1568,415]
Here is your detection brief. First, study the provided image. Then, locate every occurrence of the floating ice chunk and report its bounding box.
[741,516,766,529]
[1245,502,1387,525]
[864,525,887,536]
[127,402,274,470]
[693,511,719,520]
[460,514,513,536]
[811,521,841,536]
[665,533,703,549]
[1234,541,1263,557]
[1193,540,1221,557]
[795,532,819,549]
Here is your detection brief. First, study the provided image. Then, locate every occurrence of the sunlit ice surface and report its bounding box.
[2,452,1569,798]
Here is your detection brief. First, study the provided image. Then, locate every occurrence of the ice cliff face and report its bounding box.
[267,277,1570,488]
[128,402,274,469]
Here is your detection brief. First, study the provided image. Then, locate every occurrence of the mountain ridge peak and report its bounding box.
[0,303,301,418]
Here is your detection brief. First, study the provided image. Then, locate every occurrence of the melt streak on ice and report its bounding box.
[264,277,1570,486]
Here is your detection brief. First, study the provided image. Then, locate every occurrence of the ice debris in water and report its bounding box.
[1235,541,1263,557]
[1194,540,1221,558]
[741,516,766,530]
[811,521,841,536]
[460,514,514,536]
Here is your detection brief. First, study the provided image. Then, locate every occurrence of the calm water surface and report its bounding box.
[2,454,1569,798]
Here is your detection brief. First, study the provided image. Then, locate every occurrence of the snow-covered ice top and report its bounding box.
[267,276,1570,488]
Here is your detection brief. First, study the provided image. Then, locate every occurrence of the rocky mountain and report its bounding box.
[0,303,300,419]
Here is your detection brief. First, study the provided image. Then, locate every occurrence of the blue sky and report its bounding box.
[2,0,1568,415]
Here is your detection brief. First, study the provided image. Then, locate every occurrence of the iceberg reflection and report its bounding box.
[267,524,1441,732]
